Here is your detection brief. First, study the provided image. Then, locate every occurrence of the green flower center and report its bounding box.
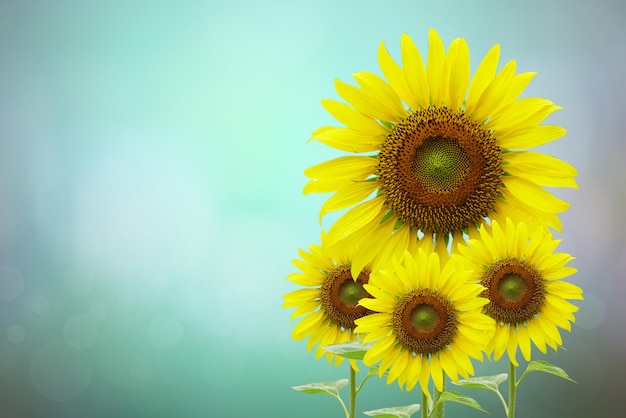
[320,264,372,330]
[410,304,440,333]
[497,273,528,302]
[412,137,469,192]
[339,280,368,307]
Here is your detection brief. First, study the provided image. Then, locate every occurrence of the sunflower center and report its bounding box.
[320,264,372,330]
[412,137,469,192]
[481,258,545,324]
[377,106,503,234]
[497,273,528,302]
[339,280,368,307]
[392,289,456,354]
[410,304,440,333]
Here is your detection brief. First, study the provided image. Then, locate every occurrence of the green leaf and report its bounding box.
[291,379,349,397]
[323,341,372,360]
[453,373,508,393]
[367,366,389,378]
[521,360,576,383]
[432,391,488,414]
[363,404,421,418]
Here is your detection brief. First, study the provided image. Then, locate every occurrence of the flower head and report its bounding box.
[305,29,577,269]
[283,232,420,365]
[457,218,583,365]
[354,244,494,394]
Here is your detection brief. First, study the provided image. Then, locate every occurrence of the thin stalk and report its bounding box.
[349,365,356,418]
[421,390,428,418]
[431,379,445,418]
[508,361,517,418]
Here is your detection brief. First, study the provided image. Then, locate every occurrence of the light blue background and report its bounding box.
[0,0,623,416]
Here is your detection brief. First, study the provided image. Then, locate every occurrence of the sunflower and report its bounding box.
[457,218,583,365]
[354,246,494,395]
[305,29,577,262]
[283,231,421,365]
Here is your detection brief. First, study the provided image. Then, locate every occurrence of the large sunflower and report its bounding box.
[457,218,583,365]
[283,232,421,365]
[305,29,577,260]
[354,247,494,395]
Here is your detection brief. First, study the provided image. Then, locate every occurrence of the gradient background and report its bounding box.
[0,0,623,417]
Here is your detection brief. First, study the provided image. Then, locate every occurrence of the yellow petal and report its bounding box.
[466,44,500,115]
[335,78,399,122]
[321,99,388,134]
[292,310,324,340]
[304,155,376,182]
[419,355,432,397]
[492,103,562,139]
[311,127,384,153]
[363,335,396,365]
[470,60,517,122]
[506,326,519,366]
[387,350,410,383]
[353,71,407,120]
[351,217,396,277]
[427,28,447,106]
[378,40,416,109]
[498,125,566,149]
[304,156,376,194]
[517,324,532,361]
[545,280,583,300]
[401,33,429,108]
[430,354,444,392]
[504,176,570,213]
[446,37,470,110]
[405,353,422,391]
[487,98,558,132]
[439,350,460,383]
[527,321,547,354]
[319,181,378,222]
[491,325,509,361]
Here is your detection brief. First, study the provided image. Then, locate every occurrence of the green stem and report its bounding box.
[349,365,356,418]
[421,390,428,418]
[508,361,517,418]
[431,379,445,418]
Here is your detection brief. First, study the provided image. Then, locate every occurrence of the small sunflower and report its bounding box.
[457,218,583,365]
[305,29,577,261]
[354,247,494,395]
[283,232,420,365]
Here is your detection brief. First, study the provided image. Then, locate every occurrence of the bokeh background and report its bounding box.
[0,0,623,417]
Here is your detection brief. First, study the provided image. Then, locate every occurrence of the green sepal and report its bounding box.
[519,360,575,384]
[363,404,421,418]
[323,341,372,360]
[431,390,488,414]
[291,379,348,397]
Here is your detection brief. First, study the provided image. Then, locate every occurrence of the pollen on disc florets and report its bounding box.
[391,288,457,354]
[481,258,546,324]
[377,106,503,234]
[320,264,372,330]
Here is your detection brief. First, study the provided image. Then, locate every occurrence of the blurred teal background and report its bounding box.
[0,0,623,416]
